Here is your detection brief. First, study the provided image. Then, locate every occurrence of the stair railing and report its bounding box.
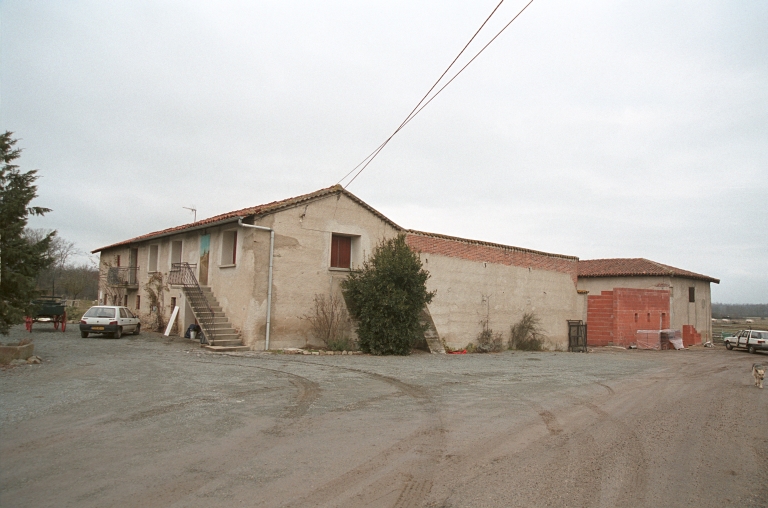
[169,262,217,344]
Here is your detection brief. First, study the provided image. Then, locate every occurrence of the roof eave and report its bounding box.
[578,273,720,284]
[91,216,243,254]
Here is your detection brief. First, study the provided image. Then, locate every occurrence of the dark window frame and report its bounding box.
[330,234,352,269]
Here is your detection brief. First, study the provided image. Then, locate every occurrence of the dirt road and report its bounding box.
[1,326,766,507]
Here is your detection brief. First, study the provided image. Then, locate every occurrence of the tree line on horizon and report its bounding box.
[712,303,768,319]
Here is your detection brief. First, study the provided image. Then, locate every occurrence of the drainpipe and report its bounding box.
[238,218,274,351]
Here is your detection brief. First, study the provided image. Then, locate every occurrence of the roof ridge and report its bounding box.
[578,257,719,284]
[92,185,399,253]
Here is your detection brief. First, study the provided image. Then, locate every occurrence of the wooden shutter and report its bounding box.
[331,235,351,268]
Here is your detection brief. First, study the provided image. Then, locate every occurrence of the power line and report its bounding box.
[336,0,506,187]
[339,0,536,189]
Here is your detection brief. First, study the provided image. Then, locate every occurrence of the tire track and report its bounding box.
[265,357,446,508]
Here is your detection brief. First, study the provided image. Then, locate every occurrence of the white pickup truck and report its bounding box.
[724,329,768,354]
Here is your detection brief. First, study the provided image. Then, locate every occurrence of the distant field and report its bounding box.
[712,317,768,341]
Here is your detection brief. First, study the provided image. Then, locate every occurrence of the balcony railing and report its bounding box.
[107,266,139,286]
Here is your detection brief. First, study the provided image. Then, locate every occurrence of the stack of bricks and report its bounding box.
[682,325,701,347]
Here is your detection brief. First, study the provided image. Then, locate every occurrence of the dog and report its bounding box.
[753,364,765,389]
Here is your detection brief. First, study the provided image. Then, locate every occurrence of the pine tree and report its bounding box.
[0,132,54,334]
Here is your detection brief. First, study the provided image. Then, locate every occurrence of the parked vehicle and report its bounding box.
[724,329,768,354]
[79,306,140,339]
[24,296,67,333]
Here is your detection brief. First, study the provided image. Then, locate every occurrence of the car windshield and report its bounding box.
[83,307,116,318]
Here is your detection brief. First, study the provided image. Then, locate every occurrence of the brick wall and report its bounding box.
[587,291,614,346]
[405,233,579,285]
[682,325,701,347]
[587,288,670,347]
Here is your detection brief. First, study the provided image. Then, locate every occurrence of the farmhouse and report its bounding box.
[92,185,718,351]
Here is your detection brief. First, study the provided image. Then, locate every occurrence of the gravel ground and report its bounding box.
[1,324,766,507]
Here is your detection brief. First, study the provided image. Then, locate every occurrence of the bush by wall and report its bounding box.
[508,312,544,351]
[341,234,435,355]
[305,293,354,351]
[475,319,503,353]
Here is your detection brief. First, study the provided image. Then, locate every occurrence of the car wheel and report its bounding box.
[748,345,756,354]
[81,331,89,338]
[114,327,122,339]
[133,323,141,335]
[725,342,733,350]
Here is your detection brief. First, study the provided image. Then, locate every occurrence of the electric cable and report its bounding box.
[336,0,506,187]
[340,0,536,189]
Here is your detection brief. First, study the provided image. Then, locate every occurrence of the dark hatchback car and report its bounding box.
[79,306,141,338]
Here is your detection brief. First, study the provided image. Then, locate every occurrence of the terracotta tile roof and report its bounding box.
[406,230,579,261]
[578,258,719,283]
[92,185,402,253]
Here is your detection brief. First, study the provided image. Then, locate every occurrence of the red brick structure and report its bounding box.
[578,258,718,345]
[682,325,701,347]
[587,288,670,347]
[405,231,579,285]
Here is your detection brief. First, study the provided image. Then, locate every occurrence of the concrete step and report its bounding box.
[209,327,237,335]
[202,345,250,352]
[189,309,226,320]
[207,333,240,341]
[210,338,243,347]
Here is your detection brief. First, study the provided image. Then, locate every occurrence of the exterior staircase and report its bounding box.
[185,286,248,352]
[168,262,248,352]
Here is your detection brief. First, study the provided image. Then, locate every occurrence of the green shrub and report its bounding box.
[341,234,435,355]
[508,312,544,351]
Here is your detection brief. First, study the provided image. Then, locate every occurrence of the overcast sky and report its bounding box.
[2,0,766,303]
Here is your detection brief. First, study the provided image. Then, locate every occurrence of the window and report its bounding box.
[120,307,128,318]
[136,295,141,310]
[84,307,115,318]
[330,234,351,269]
[171,241,182,266]
[149,245,159,272]
[688,287,695,303]
[116,255,121,267]
[221,230,237,266]
[123,295,128,307]
[634,313,638,323]
[170,297,176,309]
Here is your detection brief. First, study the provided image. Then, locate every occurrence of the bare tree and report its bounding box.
[25,228,82,297]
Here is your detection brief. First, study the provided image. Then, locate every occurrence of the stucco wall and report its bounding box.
[218,193,400,349]
[407,234,581,350]
[98,233,194,333]
[577,276,714,343]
